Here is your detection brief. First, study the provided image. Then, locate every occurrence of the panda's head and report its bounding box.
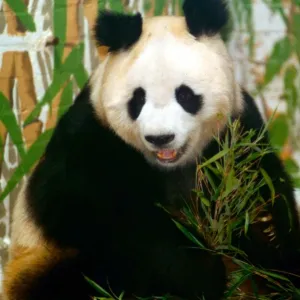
[90,0,243,170]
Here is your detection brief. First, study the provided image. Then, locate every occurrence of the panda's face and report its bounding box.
[91,16,242,169]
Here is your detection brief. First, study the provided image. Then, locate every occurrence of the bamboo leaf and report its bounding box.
[58,81,73,120]
[5,0,36,31]
[154,0,166,16]
[284,158,300,175]
[260,168,275,205]
[108,0,123,12]
[53,0,67,69]
[144,0,152,14]
[259,269,290,282]
[0,135,3,163]
[244,211,250,235]
[0,92,26,159]
[283,65,298,122]
[224,169,239,197]
[0,129,54,202]
[293,14,300,60]
[198,149,229,170]
[269,115,289,149]
[241,0,255,58]
[84,275,114,298]
[294,177,300,189]
[98,0,106,10]
[262,37,292,87]
[24,44,84,126]
[73,63,89,90]
[178,0,184,10]
[200,197,210,207]
[225,271,252,298]
[23,71,71,126]
[172,220,206,249]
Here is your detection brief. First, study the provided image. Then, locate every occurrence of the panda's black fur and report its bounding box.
[21,85,300,300]
[5,0,300,299]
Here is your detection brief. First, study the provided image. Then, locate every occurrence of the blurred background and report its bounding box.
[0,0,299,294]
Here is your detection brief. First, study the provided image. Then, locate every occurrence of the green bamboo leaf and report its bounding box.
[203,168,217,192]
[154,0,166,16]
[268,115,289,149]
[283,65,298,121]
[144,0,152,14]
[224,169,239,197]
[58,81,73,120]
[5,0,36,31]
[0,92,26,159]
[259,269,290,282]
[225,272,251,298]
[198,149,229,170]
[294,177,300,189]
[241,0,254,58]
[98,0,106,10]
[244,211,250,235]
[172,220,206,249]
[109,0,123,12]
[23,71,71,126]
[0,135,4,163]
[73,63,89,90]
[296,0,300,6]
[0,129,54,202]
[177,0,184,14]
[293,14,300,59]
[263,37,292,87]
[284,158,299,175]
[200,197,210,207]
[84,275,114,298]
[53,0,67,69]
[260,168,275,205]
[118,291,125,300]
[24,44,84,126]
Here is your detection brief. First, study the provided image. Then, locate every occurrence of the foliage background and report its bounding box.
[0,0,299,294]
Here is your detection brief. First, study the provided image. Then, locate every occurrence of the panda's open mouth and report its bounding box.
[154,143,188,164]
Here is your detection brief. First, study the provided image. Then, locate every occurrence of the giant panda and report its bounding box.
[3,0,300,299]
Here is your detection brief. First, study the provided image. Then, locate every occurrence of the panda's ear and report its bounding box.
[93,10,143,52]
[182,0,229,37]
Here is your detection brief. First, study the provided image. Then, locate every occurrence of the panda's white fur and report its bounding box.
[91,16,243,168]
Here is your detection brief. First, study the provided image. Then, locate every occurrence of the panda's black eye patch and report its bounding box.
[175,84,203,115]
[128,87,146,121]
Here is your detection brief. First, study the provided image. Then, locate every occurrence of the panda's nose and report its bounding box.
[145,134,175,147]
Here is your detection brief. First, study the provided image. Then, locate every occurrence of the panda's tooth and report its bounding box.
[157,150,177,160]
